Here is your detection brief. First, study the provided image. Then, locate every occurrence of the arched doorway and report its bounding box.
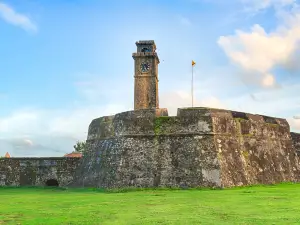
[45,179,59,187]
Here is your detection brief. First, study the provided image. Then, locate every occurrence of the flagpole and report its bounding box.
[192,63,194,107]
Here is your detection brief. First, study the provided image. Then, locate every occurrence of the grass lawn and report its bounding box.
[0,183,300,225]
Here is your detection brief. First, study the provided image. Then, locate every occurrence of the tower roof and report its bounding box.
[135,40,156,50]
[4,152,10,158]
[135,40,155,45]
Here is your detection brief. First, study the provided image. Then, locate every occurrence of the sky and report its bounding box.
[0,0,300,157]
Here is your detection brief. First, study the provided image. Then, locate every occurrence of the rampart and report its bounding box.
[70,107,300,188]
[0,157,81,187]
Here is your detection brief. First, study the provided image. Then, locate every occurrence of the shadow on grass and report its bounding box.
[0,182,298,194]
[0,185,222,193]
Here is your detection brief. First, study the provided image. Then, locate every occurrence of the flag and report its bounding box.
[192,60,196,66]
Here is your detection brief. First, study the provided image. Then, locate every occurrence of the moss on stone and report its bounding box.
[266,123,279,127]
[242,150,249,160]
[154,116,176,135]
[234,118,242,134]
[233,118,254,137]
[234,118,248,123]
[242,134,254,137]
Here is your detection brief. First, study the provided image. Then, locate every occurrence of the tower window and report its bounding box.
[141,47,150,53]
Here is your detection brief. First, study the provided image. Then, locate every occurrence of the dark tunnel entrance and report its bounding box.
[45,179,59,187]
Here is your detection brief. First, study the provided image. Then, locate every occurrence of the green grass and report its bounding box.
[1,183,300,225]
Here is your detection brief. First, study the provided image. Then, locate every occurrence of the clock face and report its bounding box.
[140,62,151,73]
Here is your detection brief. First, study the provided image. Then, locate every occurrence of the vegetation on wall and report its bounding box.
[73,141,87,154]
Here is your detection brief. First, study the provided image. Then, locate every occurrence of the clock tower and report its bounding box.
[132,40,160,110]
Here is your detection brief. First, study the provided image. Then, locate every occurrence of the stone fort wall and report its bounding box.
[1,108,299,188]
[292,132,300,154]
[70,107,300,189]
[0,157,81,187]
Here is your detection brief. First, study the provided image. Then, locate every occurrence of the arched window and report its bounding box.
[45,179,59,186]
[141,47,150,53]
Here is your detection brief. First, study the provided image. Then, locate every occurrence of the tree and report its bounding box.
[73,140,87,154]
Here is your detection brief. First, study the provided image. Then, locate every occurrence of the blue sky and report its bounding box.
[0,0,300,157]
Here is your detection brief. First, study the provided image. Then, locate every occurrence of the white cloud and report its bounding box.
[262,73,276,87]
[0,74,131,156]
[198,96,226,109]
[159,91,191,116]
[218,4,300,88]
[0,105,126,140]
[241,0,296,13]
[0,2,37,32]
[160,92,227,116]
[190,0,295,9]
[0,110,40,135]
[288,117,300,130]
[24,139,33,146]
[47,104,127,137]
[0,103,128,157]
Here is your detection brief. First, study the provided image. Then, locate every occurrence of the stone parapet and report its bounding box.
[132,52,160,63]
[136,40,155,45]
[87,108,291,140]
